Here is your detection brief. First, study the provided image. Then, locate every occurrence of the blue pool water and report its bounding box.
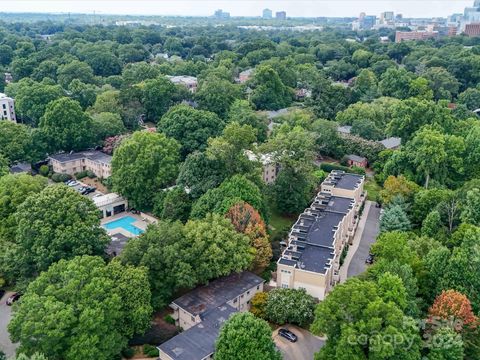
[103,216,144,236]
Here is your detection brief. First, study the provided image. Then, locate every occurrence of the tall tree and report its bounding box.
[250,65,292,110]
[39,97,93,152]
[111,131,181,209]
[195,76,241,118]
[141,77,177,122]
[0,121,31,163]
[460,188,480,226]
[379,204,411,232]
[215,312,281,360]
[8,256,152,360]
[265,288,316,327]
[227,99,268,141]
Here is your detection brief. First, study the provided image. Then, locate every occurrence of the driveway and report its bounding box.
[273,325,325,360]
[0,291,18,357]
[347,205,381,278]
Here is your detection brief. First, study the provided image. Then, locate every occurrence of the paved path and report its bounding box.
[0,292,18,357]
[346,202,381,279]
[273,325,325,360]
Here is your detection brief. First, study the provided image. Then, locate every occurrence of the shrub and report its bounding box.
[250,292,268,319]
[265,288,316,327]
[51,173,72,183]
[86,170,96,178]
[164,314,175,325]
[143,344,159,358]
[121,347,135,359]
[75,170,88,179]
[39,165,49,177]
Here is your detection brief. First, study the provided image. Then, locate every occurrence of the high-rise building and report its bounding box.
[0,93,16,122]
[214,9,230,19]
[262,8,272,19]
[380,11,394,23]
[360,15,376,29]
[276,11,286,20]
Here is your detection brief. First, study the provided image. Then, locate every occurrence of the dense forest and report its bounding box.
[1,17,480,360]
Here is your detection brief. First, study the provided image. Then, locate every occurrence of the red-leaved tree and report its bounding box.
[428,290,478,332]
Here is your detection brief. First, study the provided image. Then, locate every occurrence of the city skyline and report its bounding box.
[0,1,473,18]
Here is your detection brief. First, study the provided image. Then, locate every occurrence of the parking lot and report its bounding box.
[0,291,18,357]
[273,325,325,360]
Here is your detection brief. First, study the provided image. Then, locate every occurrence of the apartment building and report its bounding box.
[276,171,365,300]
[48,150,112,178]
[159,272,264,360]
[395,30,439,42]
[0,93,16,122]
[245,150,279,184]
[166,75,198,93]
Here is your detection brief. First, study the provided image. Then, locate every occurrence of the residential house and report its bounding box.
[48,150,112,179]
[245,150,279,184]
[237,68,254,84]
[337,125,352,135]
[276,171,365,300]
[158,272,264,360]
[346,154,368,168]
[9,163,31,174]
[0,93,16,122]
[166,75,198,93]
[379,137,401,150]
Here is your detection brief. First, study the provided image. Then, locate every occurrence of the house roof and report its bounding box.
[48,150,112,164]
[172,272,264,317]
[158,304,236,360]
[346,154,367,163]
[324,170,364,191]
[106,233,130,256]
[379,137,401,149]
[337,125,352,134]
[9,163,31,174]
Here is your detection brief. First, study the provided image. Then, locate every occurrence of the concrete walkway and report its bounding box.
[338,201,373,283]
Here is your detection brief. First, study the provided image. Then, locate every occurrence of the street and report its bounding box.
[347,204,381,278]
[0,292,18,357]
[273,325,325,360]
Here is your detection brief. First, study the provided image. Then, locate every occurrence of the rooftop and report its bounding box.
[9,163,31,174]
[166,75,198,85]
[0,93,12,100]
[291,211,344,248]
[172,272,263,316]
[313,194,355,214]
[346,154,367,163]
[93,193,125,208]
[337,125,352,134]
[106,233,129,256]
[323,170,364,191]
[158,304,236,360]
[379,137,401,149]
[49,150,112,164]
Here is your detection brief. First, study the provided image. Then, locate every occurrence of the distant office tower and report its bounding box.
[214,9,230,19]
[263,8,272,19]
[380,11,394,23]
[359,12,366,20]
[276,11,286,20]
[360,15,376,29]
[0,93,16,122]
[464,23,480,36]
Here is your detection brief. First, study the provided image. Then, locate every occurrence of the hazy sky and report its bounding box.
[1,1,473,18]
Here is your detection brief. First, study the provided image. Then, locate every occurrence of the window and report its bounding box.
[2,104,5,109]
[247,291,250,295]
[282,284,289,289]
[257,285,260,290]
[241,294,244,299]
[191,316,195,322]
[233,298,237,303]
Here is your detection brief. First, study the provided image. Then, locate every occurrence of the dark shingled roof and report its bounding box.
[106,233,129,256]
[313,194,354,214]
[346,154,367,163]
[333,172,363,190]
[172,272,264,316]
[158,304,236,360]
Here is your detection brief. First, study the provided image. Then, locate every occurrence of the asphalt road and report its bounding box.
[273,325,325,360]
[347,205,381,278]
[0,291,17,357]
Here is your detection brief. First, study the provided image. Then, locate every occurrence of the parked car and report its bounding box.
[278,328,298,343]
[365,254,375,264]
[0,289,5,300]
[6,292,22,306]
[82,186,96,195]
[67,181,79,187]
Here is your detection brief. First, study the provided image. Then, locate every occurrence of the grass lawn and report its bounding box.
[364,179,382,202]
[269,209,295,239]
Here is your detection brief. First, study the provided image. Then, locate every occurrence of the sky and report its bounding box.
[0,0,473,18]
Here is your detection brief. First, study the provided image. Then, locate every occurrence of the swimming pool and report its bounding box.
[103,216,144,236]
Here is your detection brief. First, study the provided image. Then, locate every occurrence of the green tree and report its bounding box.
[196,76,241,118]
[464,125,480,178]
[67,79,97,109]
[265,288,316,327]
[3,185,109,281]
[0,174,47,241]
[0,121,31,163]
[10,354,49,360]
[461,188,480,226]
[191,175,266,220]
[215,312,281,360]
[39,97,93,152]
[0,154,8,177]
[274,167,315,215]
[141,77,177,122]
[111,131,181,209]
[227,99,268,141]
[408,77,434,100]
[379,67,413,99]
[311,278,422,360]
[57,60,95,88]
[158,187,192,223]
[8,256,152,360]
[422,210,443,238]
[423,67,460,101]
[250,65,292,110]
[159,104,224,157]
[88,90,122,115]
[458,88,480,111]
[176,151,227,199]
[427,327,464,360]
[92,112,126,142]
[352,69,379,102]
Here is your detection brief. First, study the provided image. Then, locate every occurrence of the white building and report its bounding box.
[0,93,16,122]
[93,193,128,219]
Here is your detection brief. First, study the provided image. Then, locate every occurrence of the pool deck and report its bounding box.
[101,212,158,238]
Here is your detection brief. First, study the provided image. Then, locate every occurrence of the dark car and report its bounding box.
[6,292,22,306]
[365,254,375,264]
[0,289,5,300]
[278,328,298,343]
[82,186,96,195]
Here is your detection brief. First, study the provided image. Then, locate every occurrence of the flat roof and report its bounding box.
[379,137,401,149]
[158,304,236,360]
[314,194,354,214]
[293,211,344,248]
[298,245,335,273]
[93,193,125,207]
[106,233,129,256]
[347,154,367,162]
[324,171,364,191]
[172,272,263,317]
